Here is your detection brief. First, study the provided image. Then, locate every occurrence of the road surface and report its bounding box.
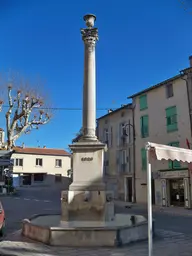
[1,187,192,255]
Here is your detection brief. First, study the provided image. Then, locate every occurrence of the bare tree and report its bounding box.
[0,75,51,149]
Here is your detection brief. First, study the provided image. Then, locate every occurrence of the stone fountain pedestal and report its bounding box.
[61,141,115,223]
[21,14,151,247]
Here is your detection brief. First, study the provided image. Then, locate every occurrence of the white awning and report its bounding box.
[146,142,192,163]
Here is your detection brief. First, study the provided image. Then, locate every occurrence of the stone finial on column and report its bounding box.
[81,15,98,53]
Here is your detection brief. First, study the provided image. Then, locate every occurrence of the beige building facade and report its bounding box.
[128,57,192,208]
[97,104,135,202]
[11,147,71,187]
[97,56,192,208]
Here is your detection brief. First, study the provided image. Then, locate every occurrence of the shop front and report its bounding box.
[160,170,190,208]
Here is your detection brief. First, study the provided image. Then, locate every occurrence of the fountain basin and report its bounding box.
[22,213,153,247]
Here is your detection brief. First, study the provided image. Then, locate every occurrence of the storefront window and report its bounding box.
[34,173,44,182]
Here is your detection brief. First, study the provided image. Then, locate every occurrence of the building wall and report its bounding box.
[97,106,135,201]
[133,78,191,204]
[11,153,71,186]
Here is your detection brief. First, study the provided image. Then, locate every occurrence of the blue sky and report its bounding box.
[0,0,191,151]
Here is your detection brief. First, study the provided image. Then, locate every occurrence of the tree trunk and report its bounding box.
[7,131,14,150]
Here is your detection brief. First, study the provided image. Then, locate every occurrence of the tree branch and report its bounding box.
[12,111,50,142]
[3,76,52,149]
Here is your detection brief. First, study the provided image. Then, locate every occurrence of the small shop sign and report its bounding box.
[160,170,189,179]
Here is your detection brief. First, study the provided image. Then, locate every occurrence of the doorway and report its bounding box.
[22,174,32,186]
[169,179,184,206]
[126,177,132,202]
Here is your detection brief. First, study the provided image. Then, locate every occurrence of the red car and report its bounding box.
[0,201,5,236]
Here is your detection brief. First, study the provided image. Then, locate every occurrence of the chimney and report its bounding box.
[108,109,113,113]
[189,56,192,67]
[43,145,46,148]
[22,143,25,148]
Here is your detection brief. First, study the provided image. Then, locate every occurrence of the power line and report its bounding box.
[0,105,124,111]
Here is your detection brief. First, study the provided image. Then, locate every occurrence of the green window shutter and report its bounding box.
[140,115,149,138]
[166,106,178,132]
[167,142,173,169]
[171,142,181,168]
[168,142,181,169]
[168,160,173,169]
[141,148,147,171]
[139,95,147,110]
[171,142,179,147]
[143,116,149,136]
[166,106,177,116]
[140,117,142,136]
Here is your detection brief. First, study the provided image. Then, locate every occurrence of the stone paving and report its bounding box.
[0,229,192,256]
[115,200,192,217]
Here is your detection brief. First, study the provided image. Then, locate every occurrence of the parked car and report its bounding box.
[0,201,5,236]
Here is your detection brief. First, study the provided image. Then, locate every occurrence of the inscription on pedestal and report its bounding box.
[81,157,93,161]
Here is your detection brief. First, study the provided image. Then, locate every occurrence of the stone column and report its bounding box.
[61,15,114,223]
[81,14,98,141]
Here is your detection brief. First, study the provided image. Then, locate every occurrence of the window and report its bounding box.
[139,94,148,110]
[110,126,113,147]
[166,106,178,132]
[141,148,147,171]
[55,159,62,167]
[15,158,23,166]
[55,174,62,183]
[166,84,173,98]
[140,115,149,138]
[116,150,120,173]
[121,150,127,164]
[104,128,109,143]
[168,142,181,169]
[36,158,43,167]
[119,123,128,145]
[120,122,130,137]
[120,123,125,136]
[34,173,44,182]
[104,155,109,175]
[120,150,127,172]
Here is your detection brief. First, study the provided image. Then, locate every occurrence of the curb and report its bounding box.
[27,212,60,221]
[152,207,192,217]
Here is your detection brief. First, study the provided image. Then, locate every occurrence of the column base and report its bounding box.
[81,128,98,142]
[79,135,98,142]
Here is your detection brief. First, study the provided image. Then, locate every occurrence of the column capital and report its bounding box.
[81,28,99,52]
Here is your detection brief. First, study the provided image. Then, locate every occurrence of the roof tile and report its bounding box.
[13,147,71,156]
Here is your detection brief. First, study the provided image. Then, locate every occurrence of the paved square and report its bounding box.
[0,229,192,255]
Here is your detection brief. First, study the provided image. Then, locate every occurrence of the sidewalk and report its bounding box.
[114,200,192,217]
